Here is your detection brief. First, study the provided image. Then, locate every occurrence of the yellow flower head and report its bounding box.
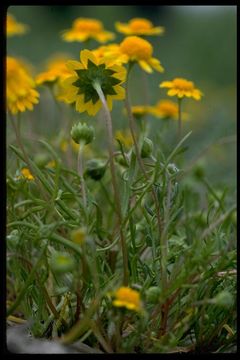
[115,18,164,36]
[131,105,150,119]
[112,287,142,312]
[115,129,133,149]
[7,14,29,37]
[35,55,72,86]
[58,49,126,116]
[20,168,34,181]
[119,36,164,73]
[148,100,189,120]
[61,17,115,43]
[7,56,40,115]
[92,44,128,65]
[160,78,203,100]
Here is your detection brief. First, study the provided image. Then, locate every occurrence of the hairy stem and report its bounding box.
[124,66,163,280]
[77,142,87,209]
[93,81,129,286]
[177,98,182,140]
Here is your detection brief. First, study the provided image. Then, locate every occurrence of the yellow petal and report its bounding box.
[80,49,98,68]
[138,60,153,73]
[149,58,164,72]
[167,89,178,96]
[67,60,84,71]
[160,81,173,88]
[112,85,125,100]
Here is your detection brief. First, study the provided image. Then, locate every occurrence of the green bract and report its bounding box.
[71,122,95,145]
[73,60,121,104]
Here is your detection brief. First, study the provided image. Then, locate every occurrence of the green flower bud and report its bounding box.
[71,122,94,145]
[50,252,76,273]
[115,154,129,167]
[146,286,161,304]
[213,291,233,308]
[141,137,153,158]
[34,153,50,168]
[84,159,106,181]
[167,163,179,175]
[193,159,206,180]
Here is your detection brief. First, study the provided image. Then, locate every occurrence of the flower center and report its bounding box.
[129,18,153,31]
[74,19,103,33]
[173,78,194,91]
[120,36,153,60]
[72,59,121,104]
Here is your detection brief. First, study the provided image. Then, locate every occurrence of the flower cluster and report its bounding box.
[7,56,40,115]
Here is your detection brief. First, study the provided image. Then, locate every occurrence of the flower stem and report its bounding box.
[77,142,87,210]
[177,98,182,140]
[93,81,129,286]
[125,66,164,281]
[9,113,47,200]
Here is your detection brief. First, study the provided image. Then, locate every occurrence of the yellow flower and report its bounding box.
[92,44,128,65]
[58,49,126,116]
[60,139,68,152]
[148,100,189,120]
[160,78,203,100]
[7,14,28,37]
[19,168,34,181]
[131,105,150,119]
[46,160,57,168]
[115,129,133,148]
[35,55,72,86]
[71,227,86,245]
[61,17,115,43]
[7,57,40,115]
[115,18,164,36]
[112,287,142,312]
[119,36,164,73]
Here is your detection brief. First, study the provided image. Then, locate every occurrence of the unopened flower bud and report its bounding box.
[141,137,153,158]
[145,286,161,304]
[71,122,94,145]
[50,252,76,273]
[84,159,106,181]
[115,154,129,167]
[34,153,50,168]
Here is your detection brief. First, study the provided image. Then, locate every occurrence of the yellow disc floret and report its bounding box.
[120,36,153,60]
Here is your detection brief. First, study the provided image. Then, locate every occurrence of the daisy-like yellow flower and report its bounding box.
[160,78,203,100]
[58,49,126,116]
[148,100,189,120]
[92,44,128,65]
[119,36,164,73]
[115,18,164,36]
[7,56,40,115]
[35,55,72,86]
[19,168,34,181]
[115,129,133,149]
[131,105,150,119]
[112,287,142,312]
[61,17,115,43]
[7,13,28,37]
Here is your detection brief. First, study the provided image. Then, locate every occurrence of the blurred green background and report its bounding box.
[7,5,236,193]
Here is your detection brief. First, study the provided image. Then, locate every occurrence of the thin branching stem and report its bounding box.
[93,81,129,286]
